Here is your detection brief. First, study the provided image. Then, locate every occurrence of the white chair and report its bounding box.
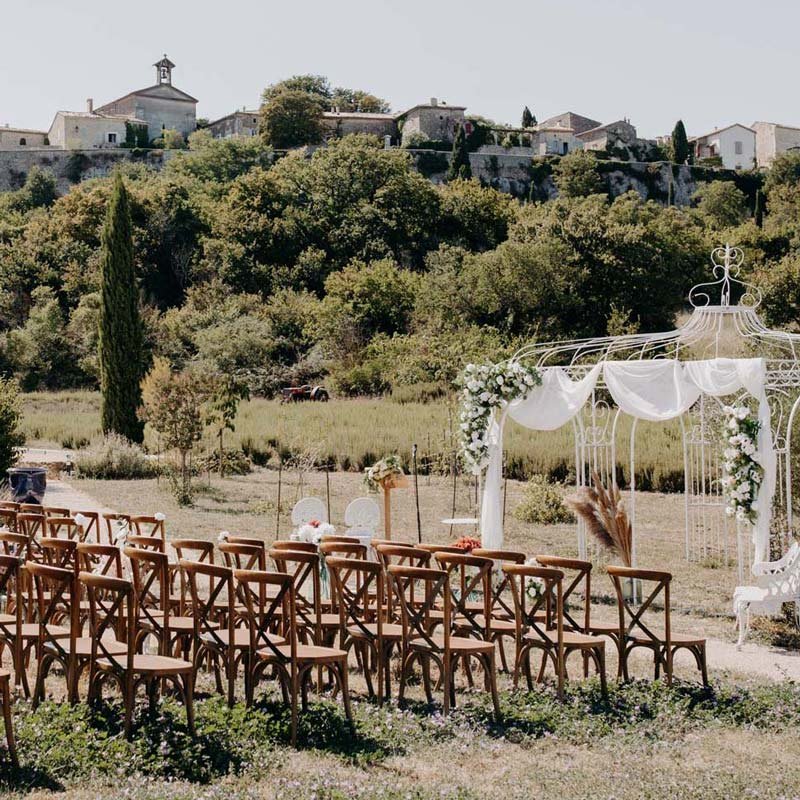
[344,497,381,537]
[291,497,327,529]
[733,541,800,647]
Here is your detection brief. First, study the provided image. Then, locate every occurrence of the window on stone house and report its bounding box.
[107,132,117,144]
[735,141,743,155]
[19,138,26,146]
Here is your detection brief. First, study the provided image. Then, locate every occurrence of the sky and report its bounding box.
[1,0,797,139]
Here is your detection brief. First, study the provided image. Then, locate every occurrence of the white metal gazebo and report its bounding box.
[480,245,800,579]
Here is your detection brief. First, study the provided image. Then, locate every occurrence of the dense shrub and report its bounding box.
[0,377,24,480]
[75,434,157,479]
[514,474,574,524]
[196,448,252,475]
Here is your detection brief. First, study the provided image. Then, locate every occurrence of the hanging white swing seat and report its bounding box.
[733,541,800,648]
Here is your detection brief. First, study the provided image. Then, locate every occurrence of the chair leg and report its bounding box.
[421,653,434,704]
[290,668,299,748]
[339,659,353,726]
[124,677,135,738]
[497,636,509,673]
[487,652,501,722]
[442,653,451,715]
[183,672,196,737]
[597,646,608,698]
[699,646,709,687]
[361,643,375,700]
[1,677,17,769]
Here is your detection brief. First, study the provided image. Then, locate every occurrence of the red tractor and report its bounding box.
[280,385,330,403]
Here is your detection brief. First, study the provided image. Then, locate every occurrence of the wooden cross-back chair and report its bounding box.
[102,513,131,545]
[218,541,267,618]
[39,537,78,571]
[125,535,166,553]
[272,540,317,553]
[17,513,46,541]
[80,571,195,737]
[607,565,708,686]
[0,501,19,512]
[375,545,433,624]
[269,548,322,644]
[180,559,237,707]
[0,665,16,766]
[0,509,17,532]
[433,552,492,639]
[0,531,28,559]
[0,555,26,694]
[76,543,125,631]
[327,556,399,702]
[18,504,44,514]
[129,515,166,541]
[504,564,607,698]
[388,564,501,719]
[246,568,352,746]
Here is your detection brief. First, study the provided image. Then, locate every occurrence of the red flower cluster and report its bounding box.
[452,536,482,552]
[309,519,321,528]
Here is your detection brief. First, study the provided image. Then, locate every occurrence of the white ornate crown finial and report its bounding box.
[688,244,761,309]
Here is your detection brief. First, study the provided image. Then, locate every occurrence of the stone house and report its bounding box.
[397,99,466,144]
[690,124,755,170]
[537,111,601,135]
[576,119,637,152]
[0,126,50,149]
[94,56,197,143]
[206,109,260,139]
[322,110,396,141]
[47,101,148,150]
[751,121,800,167]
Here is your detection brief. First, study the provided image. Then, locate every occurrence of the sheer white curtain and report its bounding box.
[479,358,775,565]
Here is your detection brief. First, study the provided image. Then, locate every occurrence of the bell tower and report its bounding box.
[154,54,175,86]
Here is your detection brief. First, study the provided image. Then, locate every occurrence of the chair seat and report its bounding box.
[97,653,193,674]
[346,622,404,640]
[629,631,706,647]
[589,622,622,636]
[258,643,348,664]
[308,612,342,628]
[409,634,495,654]
[459,614,516,633]
[45,636,127,657]
[1,623,70,640]
[200,629,285,649]
[139,615,218,634]
[524,629,605,648]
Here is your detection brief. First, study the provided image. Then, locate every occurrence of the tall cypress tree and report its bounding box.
[670,119,690,165]
[521,106,534,128]
[447,124,472,181]
[98,173,144,443]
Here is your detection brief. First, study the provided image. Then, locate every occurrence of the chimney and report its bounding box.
[87,98,94,113]
[430,97,437,107]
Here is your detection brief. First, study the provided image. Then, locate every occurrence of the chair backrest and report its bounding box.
[535,555,592,633]
[103,513,131,545]
[0,501,19,512]
[172,540,215,612]
[370,538,414,559]
[46,516,83,541]
[387,564,451,652]
[607,565,672,646]
[434,552,493,639]
[17,512,46,539]
[319,541,367,559]
[222,534,267,551]
[376,544,431,616]
[0,530,29,559]
[218,541,266,571]
[234,569,295,661]
[27,561,77,656]
[80,571,134,669]
[180,559,234,651]
[39,537,78,571]
[19,503,44,514]
[0,555,23,645]
[504,563,565,647]
[327,557,383,646]
[72,511,100,543]
[344,497,380,535]
[0,509,18,532]
[42,506,70,517]
[418,543,466,556]
[291,497,327,527]
[472,548,526,620]
[129,515,166,541]
[125,546,171,650]
[269,548,321,639]
[125,535,166,553]
[77,542,124,579]
[319,534,361,544]
[272,540,317,553]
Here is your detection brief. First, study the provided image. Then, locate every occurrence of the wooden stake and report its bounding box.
[276,458,283,537]
[325,468,331,523]
[412,444,422,543]
[450,451,457,538]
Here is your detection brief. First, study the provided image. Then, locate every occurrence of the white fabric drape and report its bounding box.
[479,357,775,565]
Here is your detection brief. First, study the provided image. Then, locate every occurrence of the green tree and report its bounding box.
[521,106,535,128]
[260,90,325,149]
[437,179,516,251]
[764,150,800,196]
[670,120,690,164]
[204,374,249,477]
[262,75,332,103]
[553,151,604,198]
[98,174,144,442]
[160,129,187,150]
[331,88,390,113]
[139,358,205,504]
[692,181,749,228]
[0,377,24,480]
[447,124,472,181]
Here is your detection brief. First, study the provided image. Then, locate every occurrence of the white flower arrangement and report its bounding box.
[112,518,129,547]
[154,513,166,522]
[458,360,541,474]
[217,530,230,543]
[363,455,404,492]
[721,405,764,525]
[295,520,336,546]
[524,557,545,603]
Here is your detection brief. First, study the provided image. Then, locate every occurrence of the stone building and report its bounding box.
[206,109,260,139]
[0,126,49,149]
[94,56,197,142]
[537,111,601,135]
[690,123,755,170]
[47,101,148,150]
[751,121,800,167]
[576,119,637,152]
[322,110,396,140]
[397,99,466,144]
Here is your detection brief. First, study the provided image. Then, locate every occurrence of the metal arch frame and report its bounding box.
[499,245,800,571]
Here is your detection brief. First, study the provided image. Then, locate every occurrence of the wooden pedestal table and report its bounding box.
[379,473,408,540]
